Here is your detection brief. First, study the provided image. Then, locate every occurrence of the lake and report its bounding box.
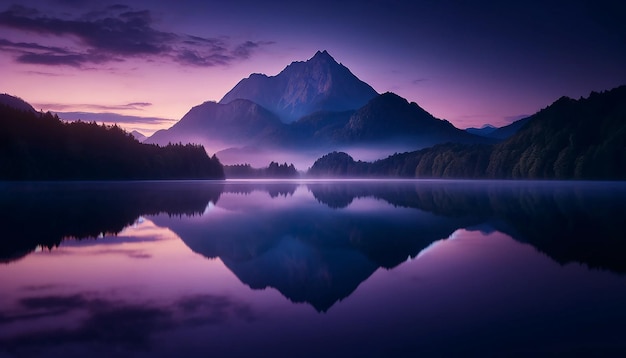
[1,180,626,357]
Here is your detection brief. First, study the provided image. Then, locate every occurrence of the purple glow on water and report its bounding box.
[1,180,626,356]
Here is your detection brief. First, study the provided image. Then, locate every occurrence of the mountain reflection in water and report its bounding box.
[1,180,625,357]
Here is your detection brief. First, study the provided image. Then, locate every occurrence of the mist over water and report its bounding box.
[1,180,626,357]
[215,143,430,170]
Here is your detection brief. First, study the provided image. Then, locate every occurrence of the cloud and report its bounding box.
[0,292,259,354]
[232,41,259,59]
[16,51,109,67]
[126,102,151,108]
[0,36,114,67]
[0,38,71,53]
[0,293,173,351]
[176,294,257,325]
[0,4,273,68]
[34,101,153,111]
[22,70,69,76]
[20,284,63,291]
[52,112,176,126]
[411,78,428,85]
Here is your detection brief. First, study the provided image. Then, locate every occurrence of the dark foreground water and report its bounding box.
[1,180,626,357]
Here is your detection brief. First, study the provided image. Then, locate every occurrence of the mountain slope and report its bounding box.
[0,93,35,112]
[147,99,284,151]
[220,50,378,122]
[131,130,147,142]
[339,92,488,146]
[488,117,531,140]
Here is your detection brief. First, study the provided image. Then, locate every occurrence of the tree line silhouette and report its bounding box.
[224,161,298,178]
[0,104,224,180]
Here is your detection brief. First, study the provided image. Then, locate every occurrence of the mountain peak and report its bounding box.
[219,52,378,122]
[311,50,335,62]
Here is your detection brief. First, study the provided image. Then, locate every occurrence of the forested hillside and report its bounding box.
[309,86,626,180]
[0,105,224,180]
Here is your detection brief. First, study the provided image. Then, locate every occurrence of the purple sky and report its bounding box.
[1,0,625,134]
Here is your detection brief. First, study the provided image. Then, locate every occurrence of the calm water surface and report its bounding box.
[1,180,626,357]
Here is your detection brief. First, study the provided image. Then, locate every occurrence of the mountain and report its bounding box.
[487,117,531,139]
[148,52,492,167]
[0,93,35,112]
[147,99,284,152]
[487,87,626,179]
[149,91,491,167]
[131,130,147,142]
[309,85,626,180]
[466,119,531,140]
[338,92,486,146]
[466,124,496,137]
[219,50,378,122]
[289,110,354,144]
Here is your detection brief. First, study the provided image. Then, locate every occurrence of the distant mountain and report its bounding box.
[147,99,283,152]
[465,124,496,137]
[488,117,531,140]
[466,119,531,140]
[309,85,626,180]
[0,93,35,112]
[220,50,378,122]
[131,130,147,142]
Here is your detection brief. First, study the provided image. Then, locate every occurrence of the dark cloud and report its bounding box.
[20,294,88,310]
[126,102,151,107]
[16,51,107,67]
[175,49,229,67]
[411,78,428,85]
[0,294,90,324]
[0,38,70,53]
[232,41,259,59]
[0,37,115,67]
[0,292,258,354]
[87,248,152,259]
[20,284,63,291]
[176,294,257,325]
[0,4,273,68]
[0,294,172,352]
